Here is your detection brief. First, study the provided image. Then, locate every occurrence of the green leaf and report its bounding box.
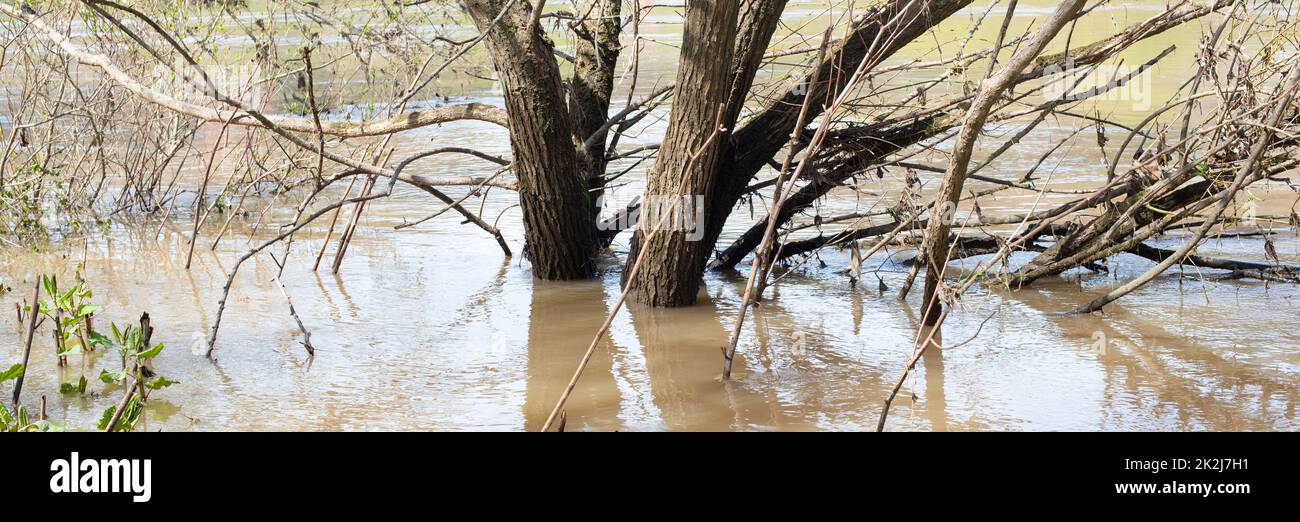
[59,375,87,395]
[97,405,116,431]
[76,303,99,318]
[29,420,64,432]
[55,341,81,356]
[0,363,24,383]
[99,368,127,384]
[124,327,142,353]
[118,395,142,431]
[132,343,164,359]
[89,331,113,350]
[145,376,178,390]
[41,274,56,297]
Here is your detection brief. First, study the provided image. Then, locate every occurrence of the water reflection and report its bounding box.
[2,216,1296,431]
[901,302,948,431]
[628,295,744,431]
[1015,281,1299,430]
[523,279,623,432]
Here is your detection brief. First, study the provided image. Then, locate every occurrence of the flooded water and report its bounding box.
[1,1,1297,431]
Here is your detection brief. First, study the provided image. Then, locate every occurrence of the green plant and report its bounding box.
[91,321,177,432]
[59,375,88,396]
[5,274,178,432]
[0,363,23,383]
[0,363,62,432]
[92,322,157,379]
[32,274,99,366]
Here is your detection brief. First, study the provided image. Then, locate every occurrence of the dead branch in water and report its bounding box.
[1125,242,1300,283]
[11,278,39,406]
[1071,67,1300,314]
[872,0,1300,430]
[269,253,316,357]
[723,27,831,381]
[185,118,234,270]
[876,0,1087,430]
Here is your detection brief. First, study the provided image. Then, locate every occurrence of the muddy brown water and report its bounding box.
[1,2,1298,431]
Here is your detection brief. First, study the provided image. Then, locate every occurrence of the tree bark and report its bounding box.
[570,0,622,217]
[724,0,791,128]
[464,0,599,280]
[625,0,741,306]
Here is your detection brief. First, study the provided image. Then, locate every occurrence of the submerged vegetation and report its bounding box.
[3,274,174,431]
[1,362,62,431]
[36,274,97,365]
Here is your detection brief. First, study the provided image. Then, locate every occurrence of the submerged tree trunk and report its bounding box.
[625,0,741,306]
[464,0,599,280]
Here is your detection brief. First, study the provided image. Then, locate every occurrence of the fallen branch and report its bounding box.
[1126,242,1300,281]
[1070,65,1300,314]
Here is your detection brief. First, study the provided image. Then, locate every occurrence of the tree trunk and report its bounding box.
[464,0,599,280]
[625,0,741,306]
[724,0,791,128]
[570,0,622,218]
